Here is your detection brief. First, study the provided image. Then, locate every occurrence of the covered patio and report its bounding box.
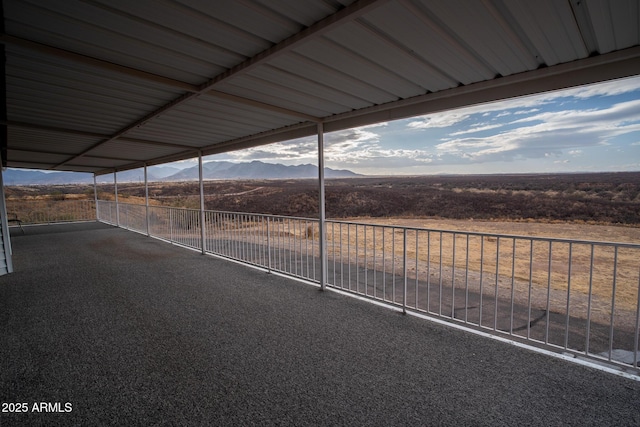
[2,222,639,425]
[2,0,640,423]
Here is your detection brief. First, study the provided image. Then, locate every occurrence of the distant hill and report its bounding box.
[3,169,92,185]
[164,161,360,181]
[2,168,163,185]
[3,161,360,185]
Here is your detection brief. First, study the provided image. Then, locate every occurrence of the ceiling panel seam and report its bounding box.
[354,17,458,88]
[479,0,540,70]
[256,63,370,110]
[399,0,497,79]
[316,35,427,96]
[80,0,248,67]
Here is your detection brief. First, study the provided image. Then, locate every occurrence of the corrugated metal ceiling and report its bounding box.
[1,0,639,175]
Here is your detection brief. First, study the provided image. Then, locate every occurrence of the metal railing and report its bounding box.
[6,199,95,224]
[99,201,640,374]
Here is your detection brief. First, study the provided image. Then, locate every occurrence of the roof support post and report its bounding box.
[93,174,98,221]
[318,123,327,291]
[0,163,14,274]
[144,164,150,237]
[198,152,206,255]
[114,171,120,227]
[0,15,11,274]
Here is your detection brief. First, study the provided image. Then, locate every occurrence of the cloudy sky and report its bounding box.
[199,75,640,175]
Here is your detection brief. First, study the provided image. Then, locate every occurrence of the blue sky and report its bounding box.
[195,75,640,175]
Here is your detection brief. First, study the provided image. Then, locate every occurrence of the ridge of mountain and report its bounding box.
[164,161,360,181]
[4,161,360,185]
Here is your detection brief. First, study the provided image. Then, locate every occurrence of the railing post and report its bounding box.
[317,122,327,291]
[267,217,272,273]
[403,228,408,314]
[144,164,150,236]
[93,174,99,221]
[199,152,206,255]
[169,208,174,243]
[114,170,120,227]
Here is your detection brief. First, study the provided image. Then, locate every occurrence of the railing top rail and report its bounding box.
[326,218,640,248]
[206,209,315,222]
[99,200,640,248]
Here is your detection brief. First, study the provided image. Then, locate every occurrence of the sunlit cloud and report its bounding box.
[407,112,470,129]
[449,123,504,136]
[435,98,640,163]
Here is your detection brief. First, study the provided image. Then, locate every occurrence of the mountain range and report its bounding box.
[3,161,360,185]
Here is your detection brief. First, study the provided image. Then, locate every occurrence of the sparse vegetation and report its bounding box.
[6,172,640,225]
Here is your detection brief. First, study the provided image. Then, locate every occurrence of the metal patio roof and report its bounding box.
[2,0,639,175]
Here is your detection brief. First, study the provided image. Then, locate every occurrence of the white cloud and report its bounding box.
[449,123,504,136]
[405,76,640,133]
[514,108,540,115]
[407,112,470,129]
[435,98,640,163]
[558,76,640,99]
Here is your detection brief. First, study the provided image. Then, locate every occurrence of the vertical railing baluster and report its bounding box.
[426,231,431,313]
[438,231,443,316]
[356,224,359,293]
[527,240,533,340]
[415,230,419,311]
[373,225,377,298]
[382,226,386,300]
[452,232,457,319]
[267,217,272,272]
[403,228,407,314]
[634,265,640,368]
[545,241,552,344]
[564,243,573,350]
[510,238,516,335]
[479,236,484,326]
[392,228,396,304]
[364,225,368,296]
[465,234,470,324]
[169,208,174,243]
[348,224,352,291]
[494,237,500,331]
[608,247,619,361]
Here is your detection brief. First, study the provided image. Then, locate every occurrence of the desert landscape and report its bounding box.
[6,171,640,237]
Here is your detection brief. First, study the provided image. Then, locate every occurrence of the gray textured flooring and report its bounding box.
[1,222,639,426]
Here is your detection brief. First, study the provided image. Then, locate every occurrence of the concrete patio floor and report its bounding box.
[1,222,639,426]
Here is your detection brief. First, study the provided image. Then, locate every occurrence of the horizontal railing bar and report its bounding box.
[327,218,640,248]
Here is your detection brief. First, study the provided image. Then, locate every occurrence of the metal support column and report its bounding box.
[144,164,150,236]
[114,170,120,227]
[0,13,12,274]
[0,163,14,274]
[199,152,206,255]
[93,174,98,221]
[318,123,327,291]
